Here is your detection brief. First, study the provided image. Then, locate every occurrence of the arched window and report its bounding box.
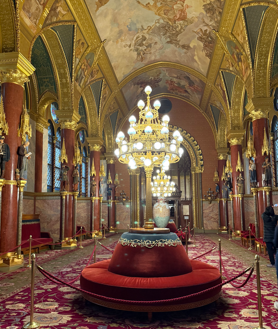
[47,121,54,192]
[81,147,87,197]
[51,102,59,123]
[54,128,61,191]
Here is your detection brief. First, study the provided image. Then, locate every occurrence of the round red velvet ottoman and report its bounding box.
[80,231,221,312]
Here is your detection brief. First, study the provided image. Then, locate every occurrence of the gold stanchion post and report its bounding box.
[79,227,83,249]
[188,222,191,241]
[94,236,97,263]
[27,235,32,268]
[22,254,40,329]
[218,239,225,279]
[248,227,252,250]
[254,255,265,329]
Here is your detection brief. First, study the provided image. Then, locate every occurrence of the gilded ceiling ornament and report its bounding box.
[225,159,232,173]
[246,98,273,121]
[221,165,226,181]
[0,69,29,88]
[213,168,219,183]
[59,139,68,163]
[218,153,227,160]
[229,137,243,146]
[91,144,102,151]
[0,97,9,136]
[261,128,270,156]
[18,107,32,143]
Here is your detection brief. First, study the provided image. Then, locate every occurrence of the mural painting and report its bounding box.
[215,73,228,107]
[226,40,250,81]
[86,0,225,81]
[21,0,49,33]
[122,67,205,110]
[232,11,249,57]
[100,81,111,114]
[75,52,95,88]
[222,54,239,75]
[75,27,88,68]
[210,92,224,114]
[85,66,101,87]
[43,0,74,27]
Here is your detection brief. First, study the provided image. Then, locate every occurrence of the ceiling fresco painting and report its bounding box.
[86,0,225,81]
[43,0,74,28]
[122,67,205,110]
[100,80,111,115]
[226,40,250,81]
[232,10,249,56]
[75,27,88,69]
[210,91,225,113]
[85,66,102,88]
[75,51,95,88]
[21,0,50,33]
[215,73,228,107]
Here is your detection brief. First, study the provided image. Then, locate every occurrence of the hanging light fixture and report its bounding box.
[115,85,182,226]
[151,169,176,197]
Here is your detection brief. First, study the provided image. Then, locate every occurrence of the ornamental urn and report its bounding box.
[153,198,170,228]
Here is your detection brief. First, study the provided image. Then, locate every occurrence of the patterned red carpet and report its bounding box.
[0,235,277,329]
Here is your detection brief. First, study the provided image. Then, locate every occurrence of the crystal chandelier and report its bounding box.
[114,85,183,226]
[151,169,176,197]
[114,86,184,171]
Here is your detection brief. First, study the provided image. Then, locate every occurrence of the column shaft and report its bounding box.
[218,159,226,227]
[107,163,116,228]
[0,83,23,253]
[35,129,43,192]
[91,149,100,231]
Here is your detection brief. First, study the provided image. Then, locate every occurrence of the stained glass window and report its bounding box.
[79,130,85,143]
[47,121,54,192]
[82,148,87,197]
[54,128,61,191]
[51,102,59,124]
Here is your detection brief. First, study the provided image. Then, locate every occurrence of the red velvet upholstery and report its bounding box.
[81,259,221,304]
[167,222,177,232]
[108,243,192,277]
[21,215,53,250]
[241,223,256,238]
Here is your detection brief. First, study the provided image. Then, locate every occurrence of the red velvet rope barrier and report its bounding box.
[218,250,254,288]
[191,246,216,260]
[31,230,82,247]
[36,263,254,305]
[0,239,31,257]
[39,244,97,285]
[97,241,114,253]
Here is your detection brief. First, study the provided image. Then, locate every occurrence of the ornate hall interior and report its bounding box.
[1,0,278,328]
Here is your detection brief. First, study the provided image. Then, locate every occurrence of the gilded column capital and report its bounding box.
[60,120,78,131]
[105,153,116,164]
[246,97,273,121]
[128,168,140,176]
[87,137,103,151]
[0,52,35,88]
[227,130,245,146]
[17,180,27,192]
[36,116,49,133]
[217,148,229,160]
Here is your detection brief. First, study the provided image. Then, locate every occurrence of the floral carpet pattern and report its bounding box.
[0,234,277,329]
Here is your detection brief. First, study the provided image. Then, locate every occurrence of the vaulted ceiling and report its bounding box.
[1,0,278,150]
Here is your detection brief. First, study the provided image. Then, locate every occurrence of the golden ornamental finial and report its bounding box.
[246,135,256,159]
[213,168,219,182]
[107,170,112,184]
[114,173,119,185]
[59,139,68,163]
[18,107,32,142]
[221,165,226,181]
[73,143,82,166]
[0,97,8,135]
[261,127,269,156]
[91,158,96,177]
[100,163,106,177]
[236,152,243,172]
[225,159,232,173]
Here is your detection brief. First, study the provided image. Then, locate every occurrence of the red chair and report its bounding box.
[241,223,255,247]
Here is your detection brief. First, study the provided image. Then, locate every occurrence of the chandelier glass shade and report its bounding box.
[114,86,184,170]
[151,169,176,197]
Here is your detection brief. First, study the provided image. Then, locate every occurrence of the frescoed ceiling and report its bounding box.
[86,0,225,82]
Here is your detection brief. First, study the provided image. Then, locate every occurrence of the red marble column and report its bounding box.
[253,118,270,237]
[218,158,226,227]
[107,163,116,228]
[61,128,75,238]
[230,144,244,231]
[35,129,43,192]
[0,83,23,253]
[91,148,101,231]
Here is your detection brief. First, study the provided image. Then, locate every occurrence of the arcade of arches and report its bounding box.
[1,0,278,326]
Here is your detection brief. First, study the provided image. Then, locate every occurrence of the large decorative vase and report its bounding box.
[153,198,170,228]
